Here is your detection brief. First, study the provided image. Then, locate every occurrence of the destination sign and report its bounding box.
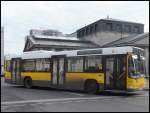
[77,49,102,55]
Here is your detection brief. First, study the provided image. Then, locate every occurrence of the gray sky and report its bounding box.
[1,1,149,55]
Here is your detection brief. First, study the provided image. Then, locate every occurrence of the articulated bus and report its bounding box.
[4,46,146,94]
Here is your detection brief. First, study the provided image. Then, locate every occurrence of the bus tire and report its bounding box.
[24,77,32,89]
[84,80,99,94]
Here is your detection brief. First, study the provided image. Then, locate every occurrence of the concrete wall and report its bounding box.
[135,36,149,45]
[81,31,134,46]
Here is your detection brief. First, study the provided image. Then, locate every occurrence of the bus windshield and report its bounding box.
[128,55,145,78]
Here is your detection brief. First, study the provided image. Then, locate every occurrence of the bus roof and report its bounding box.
[5,46,144,60]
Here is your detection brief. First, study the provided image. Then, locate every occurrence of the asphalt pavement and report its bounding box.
[1,78,149,112]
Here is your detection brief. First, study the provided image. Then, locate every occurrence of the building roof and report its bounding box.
[33,34,79,41]
[77,18,144,32]
[101,18,144,25]
[102,32,149,47]
[23,34,99,52]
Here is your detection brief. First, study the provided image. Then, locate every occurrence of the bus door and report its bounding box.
[114,55,126,90]
[11,58,21,84]
[104,56,126,90]
[105,57,115,90]
[51,55,66,86]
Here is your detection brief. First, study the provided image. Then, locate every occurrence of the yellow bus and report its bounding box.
[4,46,146,94]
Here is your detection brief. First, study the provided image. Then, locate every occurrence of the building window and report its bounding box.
[90,26,93,34]
[86,27,90,35]
[94,24,98,32]
[134,26,139,33]
[78,30,82,38]
[124,25,131,32]
[67,57,84,72]
[82,29,85,37]
[106,23,113,31]
[116,24,122,32]
[84,29,86,36]
[79,31,82,37]
[85,56,103,72]
[77,32,79,38]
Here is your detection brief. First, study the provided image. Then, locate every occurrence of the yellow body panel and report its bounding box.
[65,73,104,84]
[127,77,146,89]
[21,72,51,81]
[4,71,11,79]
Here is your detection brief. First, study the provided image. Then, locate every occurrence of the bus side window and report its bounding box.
[85,56,103,72]
[22,59,35,72]
[35,58,50,72]
[67,57,84,72]
[43,59,50,72]
[36,59,43,71]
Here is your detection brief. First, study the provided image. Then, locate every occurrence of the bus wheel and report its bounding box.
[84,80,99,94]
[24,77,32,89]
